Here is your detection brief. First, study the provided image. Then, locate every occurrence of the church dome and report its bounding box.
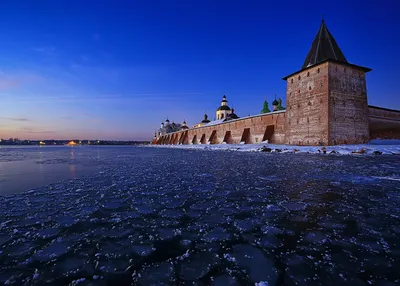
[217,105,231,111]
[272,99,279,106]
[201,114,210,124]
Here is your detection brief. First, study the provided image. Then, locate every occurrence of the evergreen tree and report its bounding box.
[261,100,271,113]
[277,98,285,110]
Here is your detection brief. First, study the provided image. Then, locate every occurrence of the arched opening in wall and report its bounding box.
[223,131,233,144]
[208,130,218,144]
[192,135,198,144]
[221,114,224,119]
[178,132,184,144]
[262,125,275,142]
[200,134,206,144]
[240,128,251,144]
[173,134,179,144]
[180,131,189,144]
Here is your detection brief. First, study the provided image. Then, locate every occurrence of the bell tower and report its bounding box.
[283,20,371,145]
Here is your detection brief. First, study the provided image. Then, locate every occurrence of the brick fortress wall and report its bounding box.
[155,112,286,145]
[285,62,330,145]
[328,62,370,144]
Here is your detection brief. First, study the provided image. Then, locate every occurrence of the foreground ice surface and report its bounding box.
[150,140,400,155]
[0,146,400,285]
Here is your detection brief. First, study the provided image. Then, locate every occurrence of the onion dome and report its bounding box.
[231,108,239,118]
[181,120,189,130]
[272,98,279,106]
[201,114,210,124]
[217,105,231,111]
[165,118,170,123]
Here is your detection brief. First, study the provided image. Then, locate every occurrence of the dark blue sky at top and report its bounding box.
[0,0,398,140]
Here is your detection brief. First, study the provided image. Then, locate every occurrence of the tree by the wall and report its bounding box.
[261,100,271,113]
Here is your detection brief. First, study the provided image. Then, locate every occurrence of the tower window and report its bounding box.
[298,75,301,80]
[308,101,311,106]
[291,78,293,84]
[309,86,312,90]
[307,72,310,77]
[317,68,320,73]
[298,103,300,108]
[307,117,309,123]
[297,118,299,124]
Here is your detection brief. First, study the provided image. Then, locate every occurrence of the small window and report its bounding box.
[298,75,301,80]
[307,72,310,77]
[309,86,311,90]
[291,78,293,83]
[307,117,309,123]
[308,101,311,106]
[298,89,300,94]
[298,103,300,108]
[290,105,292,110]
[317,68,320,73]
[297,118,299,124]
[320,99,322,103]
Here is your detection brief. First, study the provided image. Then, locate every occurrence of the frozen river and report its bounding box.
[0,146,399,285]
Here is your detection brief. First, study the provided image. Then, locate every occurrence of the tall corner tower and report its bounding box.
[283,20,371,145]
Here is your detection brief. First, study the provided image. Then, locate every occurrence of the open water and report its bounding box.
[0,146,399,285]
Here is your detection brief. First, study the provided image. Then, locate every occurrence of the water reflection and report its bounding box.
[0,146,101,194]
[69,164,76,177]
[70,147,75,160]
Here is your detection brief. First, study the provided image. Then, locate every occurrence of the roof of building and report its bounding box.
[283,20,371,80]
[302,20,347,69]
[205,119,225,126]
[226,113,239,120]
[217,105,231,111]
[272,99,279,106]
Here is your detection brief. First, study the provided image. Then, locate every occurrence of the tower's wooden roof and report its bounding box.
[302,20,347,69]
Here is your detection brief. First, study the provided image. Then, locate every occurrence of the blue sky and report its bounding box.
[0,0,399,140]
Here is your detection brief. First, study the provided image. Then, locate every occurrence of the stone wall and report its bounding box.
[285,62,330,145]
[328,62,370,144]
[155,111,286,145]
